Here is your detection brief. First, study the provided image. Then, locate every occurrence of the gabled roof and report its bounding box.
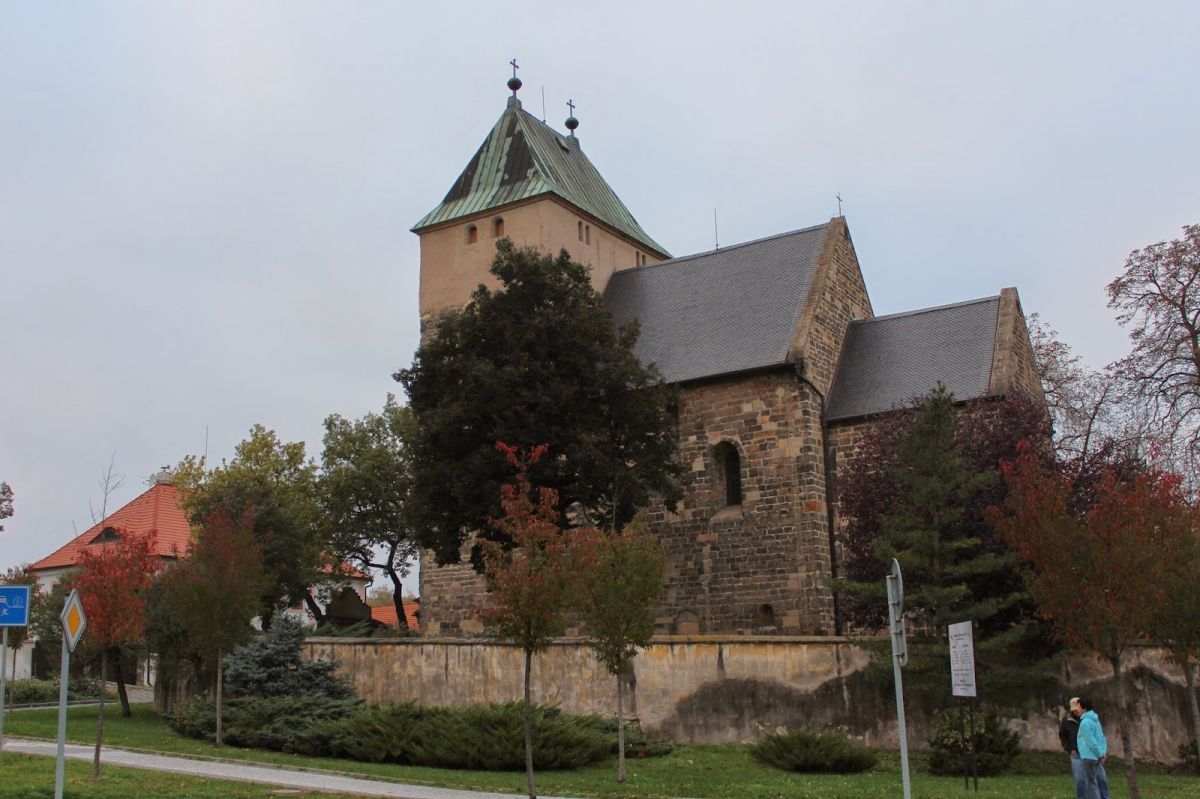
[30,482,192,571]
[826,296,1001,421]
[371,602,420,631]
[413,98,667,257]
[604,224,829,384]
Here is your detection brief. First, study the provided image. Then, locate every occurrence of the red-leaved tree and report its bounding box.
[162,508,269,746]
[481,443,584,799]
[75,529,159,775]
[992,445,1196,799]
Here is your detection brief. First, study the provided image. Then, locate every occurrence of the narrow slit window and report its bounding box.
[585,225,591,245]
[466,224,478,244]
[578,221,584,241]
[493,217,505,237]
[714,442,742,506]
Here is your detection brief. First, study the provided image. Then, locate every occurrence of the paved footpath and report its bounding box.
[5,738,576,799]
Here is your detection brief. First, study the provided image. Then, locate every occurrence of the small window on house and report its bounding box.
[584,225,591,245]
[94,526,121,543]
[466,224,478,244]
[493,217,505,238]
[714,441,742,507]
[756,603,777,628]
[578,221,584,241]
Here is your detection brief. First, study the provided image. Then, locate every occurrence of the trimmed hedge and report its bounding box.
[6,678,107,705]
[927,706,1020,775]
[750,729,878,773]
[170,697,663,771]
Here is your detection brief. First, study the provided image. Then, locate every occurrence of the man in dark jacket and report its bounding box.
[1059,697,1086,799]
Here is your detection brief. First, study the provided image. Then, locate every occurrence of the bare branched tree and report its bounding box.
[1107,223,1200,479]
[90,452,126,524]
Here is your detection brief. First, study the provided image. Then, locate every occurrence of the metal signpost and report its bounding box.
[55,589,87,799]
[886,558,912,799]
[0,584,32,759]
[949,619,979,791]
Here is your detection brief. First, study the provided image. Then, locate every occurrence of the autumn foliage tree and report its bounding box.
[75,529,159,774]
[992,445,1197,799]
[161,508,270,746]
[175,425,324,623]
[576,516,665,784]
[480,443,584,799]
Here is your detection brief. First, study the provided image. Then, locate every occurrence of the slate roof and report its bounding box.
[29,481,193,571]
[413,98,668,257]
[604,224,829,384]
[825,296,1001,421]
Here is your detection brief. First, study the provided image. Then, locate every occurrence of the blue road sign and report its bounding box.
[0,585,31,626]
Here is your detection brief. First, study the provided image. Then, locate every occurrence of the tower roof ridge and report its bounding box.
[413,99,668,257]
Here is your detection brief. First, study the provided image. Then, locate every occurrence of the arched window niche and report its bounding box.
[713,441,743,509]
[492,217,505,238]
[465,224,478,244]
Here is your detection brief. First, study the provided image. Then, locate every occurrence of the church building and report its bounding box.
[412,75,1042,637]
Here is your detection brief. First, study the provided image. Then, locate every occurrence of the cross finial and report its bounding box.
[564,98,579,136]
[567,98,575,115]
[507,59,523,97]
[836,192,844,216]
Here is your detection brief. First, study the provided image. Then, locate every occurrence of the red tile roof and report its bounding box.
[30,482,193,571]
[371,601,420,631]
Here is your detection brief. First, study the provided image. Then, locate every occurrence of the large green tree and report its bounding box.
[319,395,417,630]
[176,425,325,621]
[395,240,680,564]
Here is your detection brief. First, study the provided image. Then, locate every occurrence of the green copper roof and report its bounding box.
[413,98,669,257]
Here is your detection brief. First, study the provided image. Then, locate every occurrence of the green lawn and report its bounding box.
[0,753,359,799]
[5,704,1198,798]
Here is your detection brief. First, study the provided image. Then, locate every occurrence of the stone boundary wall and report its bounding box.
[303,635,1195,762]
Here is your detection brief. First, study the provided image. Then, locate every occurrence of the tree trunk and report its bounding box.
[1185,660,1200,775]
[524,646,536,799]
[1109,652,1140,799]
[113,651,131,717]
[93,649,106,777]
[617,670,627,783]
[215,648,224,747]
[302,591,325,625]
[386,566,410,631]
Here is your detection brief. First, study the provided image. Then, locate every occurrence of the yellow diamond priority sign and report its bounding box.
[60,589,87,653]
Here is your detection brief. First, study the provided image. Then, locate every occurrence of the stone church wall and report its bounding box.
[789,217,874,393]
[644,370,835,635]
[303,636,1195,762]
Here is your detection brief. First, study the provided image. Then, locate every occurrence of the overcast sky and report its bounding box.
[3,2,1198,592]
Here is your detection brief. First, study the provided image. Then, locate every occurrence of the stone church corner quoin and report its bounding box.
[407,78,1045,638]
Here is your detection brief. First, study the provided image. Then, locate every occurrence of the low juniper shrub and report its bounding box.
[750,729,878,773]
[170,695,659,771]
[927,706,1020,776]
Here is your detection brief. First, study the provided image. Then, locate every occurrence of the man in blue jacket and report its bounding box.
[1076,697,1110,799]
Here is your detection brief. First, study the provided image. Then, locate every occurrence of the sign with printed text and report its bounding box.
[60,589,87,653]
[0,585,31,627]
[948,620,976,698]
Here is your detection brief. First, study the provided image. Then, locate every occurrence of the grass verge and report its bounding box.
[5,704,1198,798]
[0,752,359,799]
